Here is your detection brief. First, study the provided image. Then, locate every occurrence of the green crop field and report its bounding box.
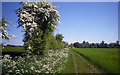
[1,46,24,52]
[72,48,119,73]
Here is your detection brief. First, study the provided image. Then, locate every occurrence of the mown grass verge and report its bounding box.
[61,49,76,73]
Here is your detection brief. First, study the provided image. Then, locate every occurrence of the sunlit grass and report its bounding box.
[72,48,118,73]
[61,49,76,73]
[2,47,24,52]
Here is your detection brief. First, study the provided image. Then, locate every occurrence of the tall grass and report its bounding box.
[72,48,118,73]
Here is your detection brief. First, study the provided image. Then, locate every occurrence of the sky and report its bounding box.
[2,2,118,45]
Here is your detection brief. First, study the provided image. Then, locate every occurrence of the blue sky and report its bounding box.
[2,2,118,45]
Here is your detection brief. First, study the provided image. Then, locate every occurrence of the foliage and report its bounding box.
[55,34,64,41]
[63,41,69,48]
[69,43,74,48]
[16,1,61,54]
[0,16,16,40]
[0,17,16,50]
[45,34,66,53]
[56,40,64,49]
[72,48,119,73]
[2,48,69,74]
[45,34,57,51]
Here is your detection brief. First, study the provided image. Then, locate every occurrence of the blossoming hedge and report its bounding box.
[16,1,64,54]
[2,48,69,74]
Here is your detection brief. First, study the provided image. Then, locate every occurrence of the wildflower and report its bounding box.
[0,33,2,37]
[45,71,49,73]
[4,54,10,59]
[25,70,28,73]
[2,48,69,74]
[8,70,12,73]
[28,45,31,50]
[30,66,34,70]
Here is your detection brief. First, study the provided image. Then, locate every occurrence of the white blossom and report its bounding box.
[0,33,2,37]
[16,0,60,51]
[28,45,31,50]
[2,48,69,74]
[0,17,16,40]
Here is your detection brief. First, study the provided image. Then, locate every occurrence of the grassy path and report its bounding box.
[71,51,79,74]
[61,49,76,74]
[71,49,102,73]
[72,48,119,73]
[61,49,102,73]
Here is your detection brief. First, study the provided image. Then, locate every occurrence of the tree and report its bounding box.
[69,43,74,48]
[109,43,115,48]
[115,41,119,48]
[16,1,60,54]
[96,43,100,48]
[55,34,64,49]
[73,42,81,48]
[45,34,58,51]
[116,41,119,45]
[100,41,105,48]
[63,41,69,48]
[0,17,16,49]
[55,34,64,41]
[82,41,85,48]
[0,17,16,40]
[82,41,89,48]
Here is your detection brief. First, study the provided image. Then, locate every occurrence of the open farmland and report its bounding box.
[72,48,119,73]
[1,1,119,75]
[2,46,24,52]
[1,47,24,57]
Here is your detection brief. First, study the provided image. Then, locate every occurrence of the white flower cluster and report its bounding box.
[0,17,16,39]
[16,1,60,38]
[0,24,9,39]
[1,48,69,74]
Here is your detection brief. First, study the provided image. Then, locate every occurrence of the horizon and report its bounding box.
[4,40,119,46]
[2,2,118,45]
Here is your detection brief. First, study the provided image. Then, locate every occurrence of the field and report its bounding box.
[1,47,24,57]
[1,47,24,52]
[72,48,119,73]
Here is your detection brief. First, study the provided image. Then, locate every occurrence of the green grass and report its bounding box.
[1,46,24,52]
[61,49,102,73]
[72,48,119,73]
[71,50,102,73]
[61,49,76,73]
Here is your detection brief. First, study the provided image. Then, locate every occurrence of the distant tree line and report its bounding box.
[69,41,120,48]
[5,44,23,47]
